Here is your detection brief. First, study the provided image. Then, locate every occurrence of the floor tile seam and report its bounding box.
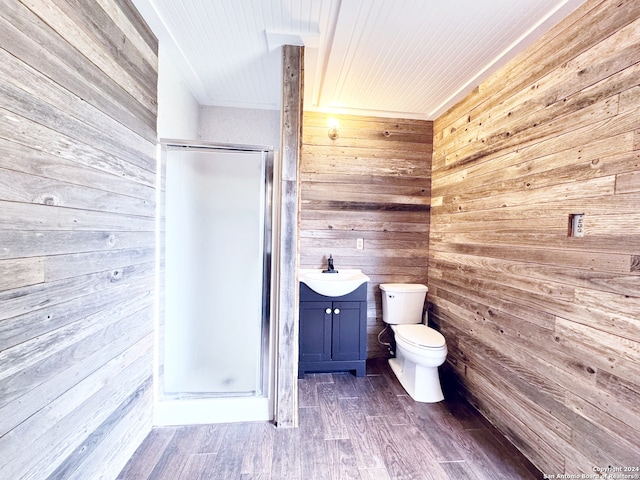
[363,414,388,420]
[322,434,350,441]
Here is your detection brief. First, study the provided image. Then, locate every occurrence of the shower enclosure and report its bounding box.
[156,141,274,424]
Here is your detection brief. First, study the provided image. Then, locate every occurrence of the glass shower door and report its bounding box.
[163,145,271,397]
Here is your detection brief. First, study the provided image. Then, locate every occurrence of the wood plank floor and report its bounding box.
[118,359,541,479]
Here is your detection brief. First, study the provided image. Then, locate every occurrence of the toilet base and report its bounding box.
[388,357,444,403]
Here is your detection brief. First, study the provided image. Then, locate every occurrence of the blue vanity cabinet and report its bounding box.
[299,300,332,363]
[298,283,367,378]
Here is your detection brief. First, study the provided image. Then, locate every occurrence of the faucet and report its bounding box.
[322,254,338,273]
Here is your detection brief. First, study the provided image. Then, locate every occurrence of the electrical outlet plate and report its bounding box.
[570,213,585,237]
[356,238,364,250]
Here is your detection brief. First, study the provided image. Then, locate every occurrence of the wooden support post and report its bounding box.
[275,44,304,427]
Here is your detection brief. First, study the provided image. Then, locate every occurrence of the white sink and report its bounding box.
[299,269,370,297]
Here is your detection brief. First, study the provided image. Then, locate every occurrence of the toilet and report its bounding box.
[380,283,447,403]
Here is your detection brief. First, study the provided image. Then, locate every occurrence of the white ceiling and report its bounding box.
[132,0,586,120]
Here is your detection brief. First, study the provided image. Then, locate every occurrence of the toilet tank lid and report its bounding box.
[380,283,428,293]
[395,324,445,348]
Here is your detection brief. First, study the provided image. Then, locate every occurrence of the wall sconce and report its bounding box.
[327,118,339,140]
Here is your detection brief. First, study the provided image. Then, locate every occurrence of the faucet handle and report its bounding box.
[324,254,337,273]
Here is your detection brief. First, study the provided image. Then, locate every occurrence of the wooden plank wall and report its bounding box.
[0,1,157,478]
[429,0,640,474]
[301,112,433,358]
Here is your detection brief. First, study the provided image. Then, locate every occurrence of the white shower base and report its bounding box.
[154,396,272,425]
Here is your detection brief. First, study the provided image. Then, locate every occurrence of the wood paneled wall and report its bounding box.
[301,112,433,358]
[0,1,157,478]
[429,0,640,474]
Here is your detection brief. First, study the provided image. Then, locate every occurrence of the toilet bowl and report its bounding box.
[380,284,447,403]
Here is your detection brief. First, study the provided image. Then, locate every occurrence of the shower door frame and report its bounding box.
[155,139,274,424]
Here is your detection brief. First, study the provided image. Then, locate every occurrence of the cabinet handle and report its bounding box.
[325,308,332,314]
[334,308,340,315]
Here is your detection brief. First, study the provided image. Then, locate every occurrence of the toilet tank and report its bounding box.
[379,284,428,324]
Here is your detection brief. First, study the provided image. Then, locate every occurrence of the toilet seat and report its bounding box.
[394,324,445,349]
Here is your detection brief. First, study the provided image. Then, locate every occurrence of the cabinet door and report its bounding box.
[299,301,332,362]
[331,301,365,361]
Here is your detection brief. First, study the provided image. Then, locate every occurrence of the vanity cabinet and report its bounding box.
[298,283,367,378]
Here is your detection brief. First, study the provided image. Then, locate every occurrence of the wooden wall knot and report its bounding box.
[40,195,58,206]
[109,269,123,282]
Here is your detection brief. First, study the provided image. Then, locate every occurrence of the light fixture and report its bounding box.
[327,118,339,140]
